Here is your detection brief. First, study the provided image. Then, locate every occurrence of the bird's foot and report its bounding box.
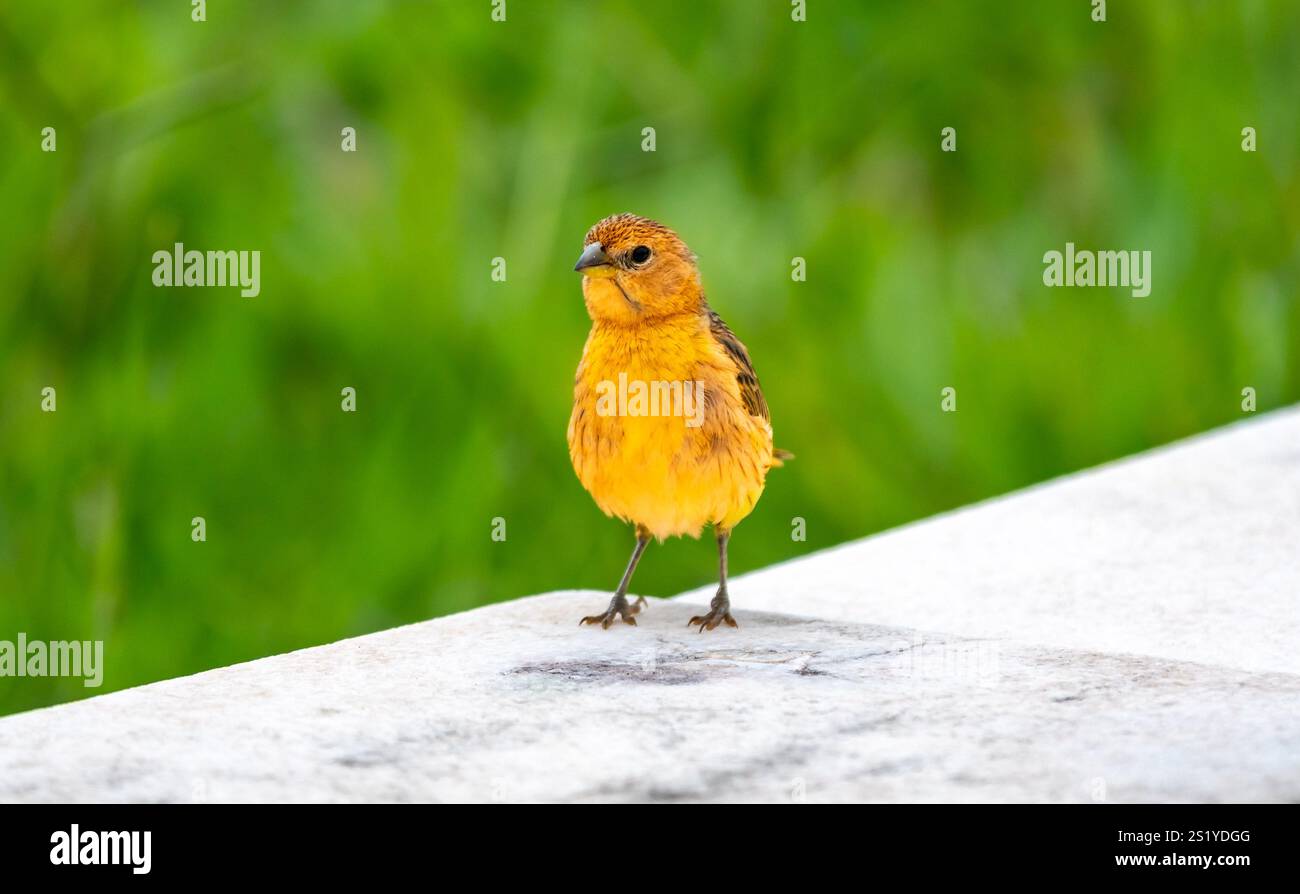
[688,593,738,632]
[627,595,649,616]
[580,594,638,629]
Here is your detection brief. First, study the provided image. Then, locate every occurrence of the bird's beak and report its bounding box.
[573,242,611,273]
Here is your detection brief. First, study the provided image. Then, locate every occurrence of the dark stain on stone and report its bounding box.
[335,749,396,768]
[509,659,701,685]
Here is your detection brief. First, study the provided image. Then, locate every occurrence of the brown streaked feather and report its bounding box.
[705,305,769,422]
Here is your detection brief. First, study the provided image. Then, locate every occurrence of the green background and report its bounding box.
[1,0,1297,717]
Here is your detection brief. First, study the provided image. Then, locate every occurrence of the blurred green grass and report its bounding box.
[1,0,1297,716]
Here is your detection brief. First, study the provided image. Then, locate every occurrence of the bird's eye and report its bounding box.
[630,245,652,265]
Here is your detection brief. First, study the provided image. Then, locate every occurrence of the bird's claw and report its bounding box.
[579,596,638,629]
[626,596,648,616]
[687,609,738,632]
[580,612,637,629]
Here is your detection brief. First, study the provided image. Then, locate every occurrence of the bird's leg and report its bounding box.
[580,526,652,629]
[689,528,739,632]
[625,525,652,614]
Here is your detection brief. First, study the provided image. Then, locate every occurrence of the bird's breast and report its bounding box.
[567,321,773,538]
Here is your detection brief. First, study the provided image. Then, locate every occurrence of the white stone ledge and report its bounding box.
[2,409,1298,803]
[679,406,1300,676]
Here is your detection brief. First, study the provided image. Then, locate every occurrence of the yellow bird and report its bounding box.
[568,213,791,632]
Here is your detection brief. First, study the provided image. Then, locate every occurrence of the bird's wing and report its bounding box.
[706,307,769,422]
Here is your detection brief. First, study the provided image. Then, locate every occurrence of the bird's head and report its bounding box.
[573,213,703,323]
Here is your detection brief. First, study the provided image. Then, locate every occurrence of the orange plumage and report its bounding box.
[567,213,789,631]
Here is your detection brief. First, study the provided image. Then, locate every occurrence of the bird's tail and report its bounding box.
[771,448,795,468]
